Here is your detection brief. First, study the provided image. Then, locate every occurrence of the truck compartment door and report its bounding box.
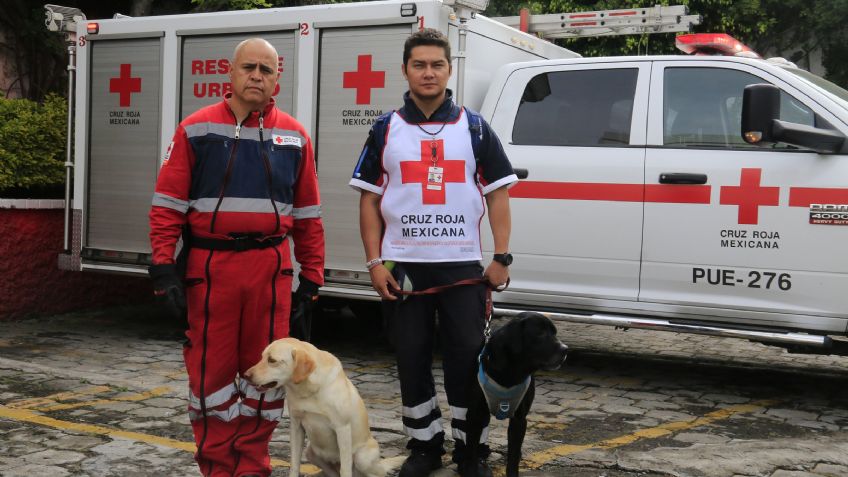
[86,37,162,256]
[180,31,297,118]
[316,24,412,274]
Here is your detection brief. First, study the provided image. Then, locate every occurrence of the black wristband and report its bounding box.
[492,253,513,266]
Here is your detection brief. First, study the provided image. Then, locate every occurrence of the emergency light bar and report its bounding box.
[676,33,761,58]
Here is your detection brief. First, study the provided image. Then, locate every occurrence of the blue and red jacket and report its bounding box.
[149,95,324,285]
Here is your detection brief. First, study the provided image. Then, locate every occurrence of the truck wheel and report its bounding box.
[348,300,395,350]
[348,300,382,325]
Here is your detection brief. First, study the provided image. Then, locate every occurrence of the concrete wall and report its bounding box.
[0,202,152,320]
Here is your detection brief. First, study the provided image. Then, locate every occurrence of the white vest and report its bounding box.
[380,109,484,262]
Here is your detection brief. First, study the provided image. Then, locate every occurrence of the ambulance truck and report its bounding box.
[52,1,848,354]
[56,1,573,282]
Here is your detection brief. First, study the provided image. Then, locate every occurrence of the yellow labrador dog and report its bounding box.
[245,337,387,477]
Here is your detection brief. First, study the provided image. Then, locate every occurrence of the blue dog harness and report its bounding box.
[477,347,531,420]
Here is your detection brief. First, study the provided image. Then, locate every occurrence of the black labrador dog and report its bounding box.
[462,312,568,477]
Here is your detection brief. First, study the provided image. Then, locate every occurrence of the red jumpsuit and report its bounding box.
[149,96,324,477]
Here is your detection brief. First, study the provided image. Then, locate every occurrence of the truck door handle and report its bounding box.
[659,173,707,184]
[514,168,529,179]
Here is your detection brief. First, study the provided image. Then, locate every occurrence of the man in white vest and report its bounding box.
[349,29,516,477]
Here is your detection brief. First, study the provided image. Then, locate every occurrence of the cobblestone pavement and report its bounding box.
[1,304,848,477]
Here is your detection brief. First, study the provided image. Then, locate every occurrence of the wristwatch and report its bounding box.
[493,253,513,266]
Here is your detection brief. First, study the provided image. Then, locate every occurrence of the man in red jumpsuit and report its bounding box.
[148,38,324,477]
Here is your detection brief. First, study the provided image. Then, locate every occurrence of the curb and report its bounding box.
[0,199,65,210]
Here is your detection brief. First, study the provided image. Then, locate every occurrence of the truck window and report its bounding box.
[512,68,638,147]
[663,67,815,149]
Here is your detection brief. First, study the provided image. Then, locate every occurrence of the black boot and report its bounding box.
[457,458,494,477]
[398,449,443,477]
[453,440,493,477]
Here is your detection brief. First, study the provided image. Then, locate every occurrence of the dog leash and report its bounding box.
[390,278,510,341]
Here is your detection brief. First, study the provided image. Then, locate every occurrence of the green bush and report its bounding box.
[0,94,67,194]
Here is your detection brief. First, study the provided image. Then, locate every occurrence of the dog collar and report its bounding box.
[477,349,531,420]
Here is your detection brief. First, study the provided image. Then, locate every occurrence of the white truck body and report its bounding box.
[63,0,848,352]
[66,0,573,274]
[480,55,848,349]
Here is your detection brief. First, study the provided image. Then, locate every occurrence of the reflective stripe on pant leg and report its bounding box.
[402,396,444,441]
[197,250,215,474]
[238,378,285,422]
[232,244,291,476]
[188,382,240,422]
[449,406,489,444]
[395,263,444,449]
[184,249,241,476]
[435,263,490,447]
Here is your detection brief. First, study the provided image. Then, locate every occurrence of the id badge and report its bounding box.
[427,166,444,190]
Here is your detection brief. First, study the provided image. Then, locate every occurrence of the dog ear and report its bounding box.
[291,348,316,384]
[505,317,524,357]
[486,318,523,369]
[486,336,510,370]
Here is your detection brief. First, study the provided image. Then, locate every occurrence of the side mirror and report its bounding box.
[742,83,846,154]
[741,84,780,145]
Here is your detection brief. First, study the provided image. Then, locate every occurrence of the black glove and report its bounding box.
[294,274,320,305]
[290,275,319,342]
[149,263,186,318]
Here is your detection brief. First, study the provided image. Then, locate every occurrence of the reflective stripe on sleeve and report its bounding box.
[292,205,322,220]
[152,193,189,213]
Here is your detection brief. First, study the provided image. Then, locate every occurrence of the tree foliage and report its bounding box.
[0,94,68,193]
[0,0,192,101]
[483,0,848,87]
[3,0,845,96]
[0,2,68,101]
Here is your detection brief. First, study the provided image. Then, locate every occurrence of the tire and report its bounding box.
[348,300,395,350]
[348,300,382,324]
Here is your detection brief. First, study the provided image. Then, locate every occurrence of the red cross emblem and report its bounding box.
[274,136,284,145]
[400,140,465,204]
[109,64,142,108]
[343,55,385,105]
[720,168,780,225]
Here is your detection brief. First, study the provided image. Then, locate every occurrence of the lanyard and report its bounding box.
[416,122,448,166]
